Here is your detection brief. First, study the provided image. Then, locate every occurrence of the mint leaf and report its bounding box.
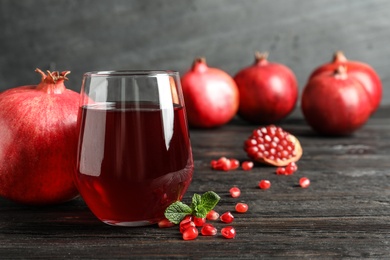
[200,191,220,213]
[191,193,201,212]
[164,201,192,224]
[164,191,221,223]
[191,191,221,218]
[193,206,208,218]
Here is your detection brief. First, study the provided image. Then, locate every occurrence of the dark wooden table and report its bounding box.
[1,107,389,259]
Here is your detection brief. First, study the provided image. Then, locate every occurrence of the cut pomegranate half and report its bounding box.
[244,125,302,166]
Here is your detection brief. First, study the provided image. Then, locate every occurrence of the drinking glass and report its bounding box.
[74,71,194,226]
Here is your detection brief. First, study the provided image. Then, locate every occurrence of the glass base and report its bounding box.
[103,220,155,227]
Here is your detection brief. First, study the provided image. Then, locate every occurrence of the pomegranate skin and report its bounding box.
[310,51,382,114]
[234,52,298,124]
[181,58,239,128]
[302,67,372,136]
[0,70,79,205]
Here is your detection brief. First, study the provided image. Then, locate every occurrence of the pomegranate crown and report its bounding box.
[254,52,269,65]
[255,51,269,60]
[35,68,70,94]
[333,51,348,63]
[191,57,208,73]
[35,68,70,83]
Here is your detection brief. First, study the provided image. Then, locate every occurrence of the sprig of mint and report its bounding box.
[164,191,220,224]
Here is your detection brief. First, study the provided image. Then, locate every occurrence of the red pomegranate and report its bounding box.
[0,69,80,205]
[181,58,239,128]
[234,52,298,124]
[310,51,382,114]
[302,66,372,135]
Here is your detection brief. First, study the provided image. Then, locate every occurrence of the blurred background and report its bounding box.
[1,0,389,106]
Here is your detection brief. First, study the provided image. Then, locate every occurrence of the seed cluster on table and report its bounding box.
[159,206,237,240]
[159,162,310,241]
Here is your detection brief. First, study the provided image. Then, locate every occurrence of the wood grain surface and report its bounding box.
[0,107,389,259]
[1,0,390,105]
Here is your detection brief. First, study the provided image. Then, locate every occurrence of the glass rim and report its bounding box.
[83,70,179,77]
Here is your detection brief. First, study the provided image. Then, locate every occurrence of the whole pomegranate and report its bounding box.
[0,69,80,205]
[310,51,382,114]
[181,58,239,128]
[234,52,298,124]
[302,66,372,136]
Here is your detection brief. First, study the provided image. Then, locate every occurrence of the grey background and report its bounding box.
[1,0,389,106]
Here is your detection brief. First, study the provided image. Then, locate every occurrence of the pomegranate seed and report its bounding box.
[157,218,175,228]
[182,226,199,240]
[246,146,258,157]
[229,187,241,198]
[193,216,206,227]
[245,139,257,147]
[206,209,219,221]
[235,203,248,213]
[221,159,231,171]
[201,223,217,236]
[180,219,195,233]
[259,180,271,190]
[288,161,298,171]
[276,167,286,175]
[220,211,234,223]
[230,158,240,170]
[242,161,254,171]
[221,226,236,239]
[182,215,193,222]
[299,177,310,188]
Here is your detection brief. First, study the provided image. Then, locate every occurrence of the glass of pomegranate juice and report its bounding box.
[75,70,194,226]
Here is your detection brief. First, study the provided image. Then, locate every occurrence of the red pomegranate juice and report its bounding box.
[75,102,193,226]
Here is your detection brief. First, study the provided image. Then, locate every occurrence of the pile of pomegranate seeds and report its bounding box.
[179,216,198,240]
[211,157,254,171]
[180,217,196,233]
[276,162,298,175]
[162,186,251,240]
[170,210,239,240]
[211,157,238,171]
